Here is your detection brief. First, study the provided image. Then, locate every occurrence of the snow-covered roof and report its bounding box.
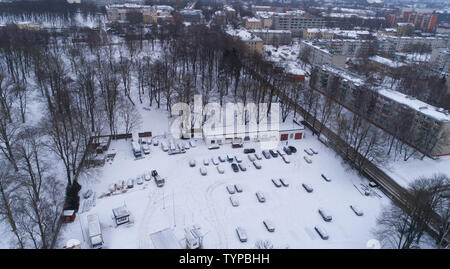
[376,88,450,122]
[112,205,130,218]
[369,55,406,68]
[226,28,263,42]
[321,64,450,122]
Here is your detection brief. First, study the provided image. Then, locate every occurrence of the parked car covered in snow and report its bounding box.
[281,155,291,164]
[142,144,151,155]
[304,156,312,164]
[253,160,261,169]
[272,178,282,188]
[238,163,246,171]
[248,154,255,162]
[203,159,210,166]
[200,167,207,176]
[184,142,190,149]
[318,208,332,222]
[226,185,236,194]
[304,149,314,156]
[269,150,278,158]
[256,192,265,203]
[321,174,331,182]
[234,184,243,193]
[189,140,196,148]
[310,148,318,154]
[262,150,271,159]
[136,176,143,185]
[152,139,159,146]
[350,205,364,216]
[255,153,262,160]
[280,178,289,187]
[144,171,152,181]
[208,145,220,150]
[302,184,313,193]
[263,220,275,232]
[216,165,224,174]
[235,156,242,163]
[161,142,169,152]
[218,156,226,162]
[315,226,329,240]
[236,227,247,242]
[211,157,219,165]
[127,179,134,189]
[230,196,239,207]
[189,160,196,167]
[277,149,285,157]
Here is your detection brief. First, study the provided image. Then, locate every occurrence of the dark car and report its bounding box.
[231,163,239,172]
[288,146,297,153]
[244,148,256,154]
[283,146,292,155]
[269,150,278,158]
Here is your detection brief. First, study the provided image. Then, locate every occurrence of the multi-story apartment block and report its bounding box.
[382,35,449,51]
[226,29,264,55]
[272,12,325,36]
[249,29,292,45]
[402,11,438,32]
[106,4,157,24]
[303,28,373,40]
[243,17,263,30]
[300,39,392,68]
[430,47,450,74]
[311,64,450,157]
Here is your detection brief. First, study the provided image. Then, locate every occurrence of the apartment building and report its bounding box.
[383,35,449,51]
[249,29,292,45]
[300,39,391,68]
[226,29,264,55]
[312,64,450,157]
[244,17,263,30]
[303,28,373,40]
[402,11,438,32]
[272,12,325,35]
[430,47,450,74]
[106,4,157,24]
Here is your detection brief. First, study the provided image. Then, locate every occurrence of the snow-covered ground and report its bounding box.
[382,156,450,189]
[59,106,389,249]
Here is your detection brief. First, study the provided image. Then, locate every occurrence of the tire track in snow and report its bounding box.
[204,180,228,248]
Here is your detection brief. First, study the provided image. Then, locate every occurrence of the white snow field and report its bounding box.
[59,107,389,249]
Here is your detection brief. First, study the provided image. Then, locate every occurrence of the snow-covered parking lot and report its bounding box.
[60,123,389,249]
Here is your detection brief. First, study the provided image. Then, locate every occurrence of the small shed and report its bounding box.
[112,205,130,226]
[62,210,76,223]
